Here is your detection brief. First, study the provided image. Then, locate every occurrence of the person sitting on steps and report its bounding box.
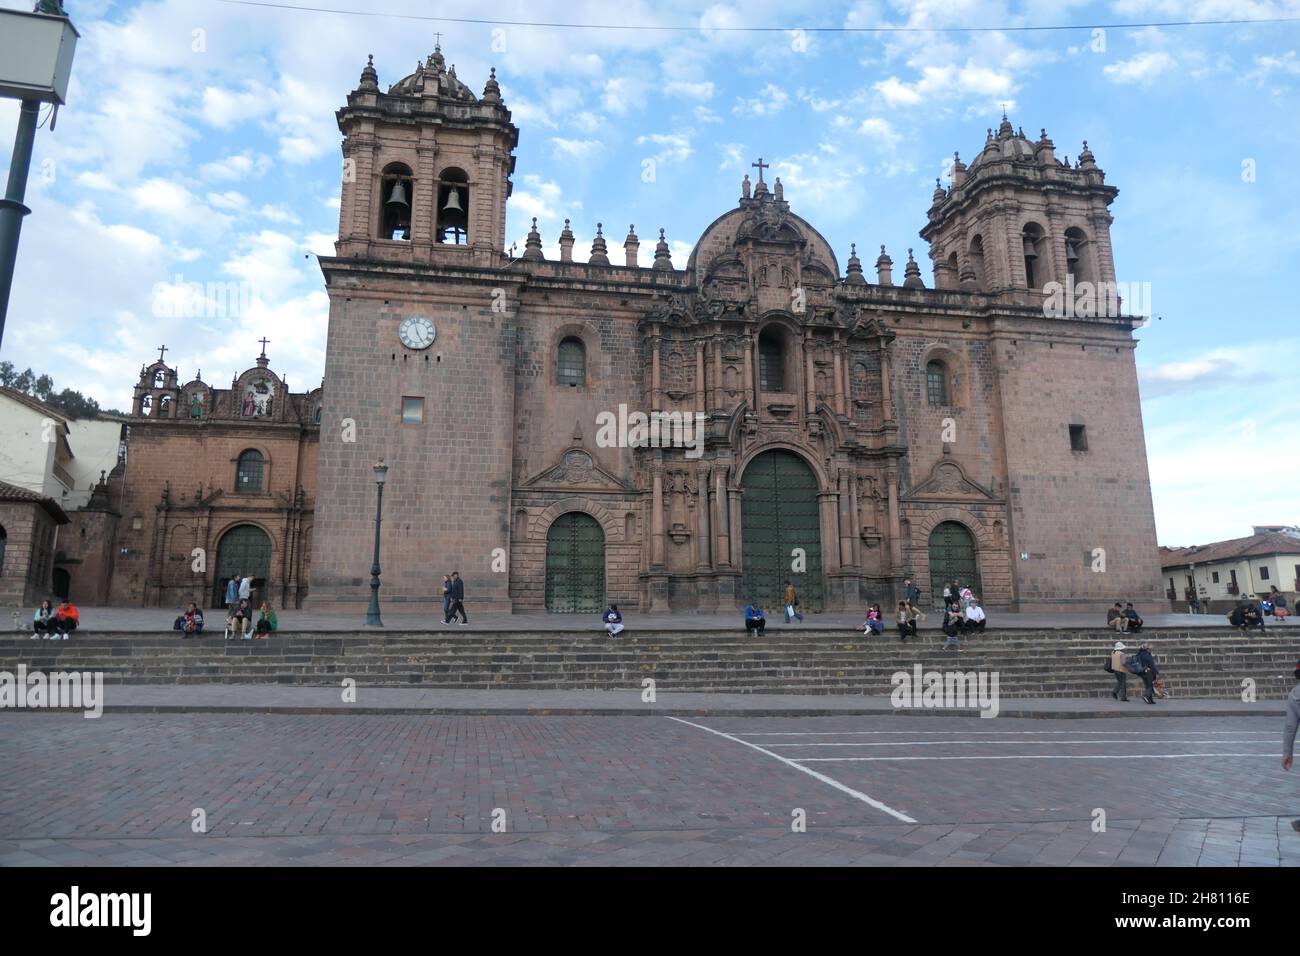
[744,601,766,637]
[255,602,277,638]
[1122,602,1143,634]
[32,600,54,639]
[896,601,916,642]
[602,603,624,637]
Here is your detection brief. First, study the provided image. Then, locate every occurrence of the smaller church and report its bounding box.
[42,344,323,609]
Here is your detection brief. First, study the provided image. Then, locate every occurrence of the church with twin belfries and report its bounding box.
[41,43,1161,615]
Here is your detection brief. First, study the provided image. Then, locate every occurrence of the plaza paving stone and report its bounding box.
[0,709,1296,866]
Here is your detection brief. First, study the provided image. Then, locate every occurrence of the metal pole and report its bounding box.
[0,98,40,350]
[365,480,384,626]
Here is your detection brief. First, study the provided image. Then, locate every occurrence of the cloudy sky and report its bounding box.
[1,0,1297,547]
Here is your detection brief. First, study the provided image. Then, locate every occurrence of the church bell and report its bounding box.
[1022,236,1037,258]
[442,188,464,213]
[386,181,409,208]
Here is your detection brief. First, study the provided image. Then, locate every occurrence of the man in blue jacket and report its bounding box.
[448,571,468,625]
[744,602,766,636]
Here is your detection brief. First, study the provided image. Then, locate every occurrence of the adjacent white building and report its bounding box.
[1159,526,1300,610]
[0,387,123,510]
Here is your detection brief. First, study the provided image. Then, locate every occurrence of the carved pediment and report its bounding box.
[523,448,631,491]
[910,460,997,500]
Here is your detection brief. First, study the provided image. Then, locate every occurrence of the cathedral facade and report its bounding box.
[306,46,1161,615]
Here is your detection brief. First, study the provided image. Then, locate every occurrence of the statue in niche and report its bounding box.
[190,393,203,418]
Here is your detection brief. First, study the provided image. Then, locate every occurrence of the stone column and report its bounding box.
[695,464,711,570]
[818,491,841,575]
[651,463,666,569]
[804,332,817,415]
[837,470,854,569]
[694,340,705,413]
[832,337,846,416]
[879,341,894,423]
[848,476,862,570]
[711,334,723,410]
[651,331,662,411]
[728,485,743,577]
[886,466,902,572]
[713,465,731,568]
[743,336,754,410]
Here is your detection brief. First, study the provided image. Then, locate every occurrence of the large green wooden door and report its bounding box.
[741,451,823,611]
[212,524,272,608]
[927,521,981,607]
[545,512,605,612]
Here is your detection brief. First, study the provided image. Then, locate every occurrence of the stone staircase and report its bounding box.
[0,629,1296,698]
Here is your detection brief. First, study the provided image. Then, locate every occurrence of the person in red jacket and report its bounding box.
[51,600,79,639]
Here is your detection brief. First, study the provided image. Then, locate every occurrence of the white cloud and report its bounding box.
[551,138,604,161]
[199,152,273,182]
[665,80,716,100]
[734,83,790,116]
[1103,51,1176,84]
[636,132,694,164]
[601,76,648,114]
[200,85,272,129]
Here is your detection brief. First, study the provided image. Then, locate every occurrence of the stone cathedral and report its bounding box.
[307,45,1162,615]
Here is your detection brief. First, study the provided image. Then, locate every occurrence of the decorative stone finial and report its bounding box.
[523,217,544,261]
[589,222,610,265]
[482,66,501,103]
[359,53,379,91]
[624,225,639,267]
[876,244,894,287]
[652,228,673,271]
[845,242,866,286]
[558,218,575,262]
[903,248,925,289]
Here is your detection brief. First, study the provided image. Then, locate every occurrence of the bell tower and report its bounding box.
[335,44,518,266]
[921,114,1118,298]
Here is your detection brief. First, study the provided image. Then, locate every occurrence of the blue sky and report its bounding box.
[1,0,1297,547]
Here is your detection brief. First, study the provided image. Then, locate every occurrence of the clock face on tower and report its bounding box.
[398,315,436,350]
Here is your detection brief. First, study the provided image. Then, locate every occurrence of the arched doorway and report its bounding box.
[928,521,981,607]
[52,568,71,602]
[741,450,823,610]
[212,524,273,609]
[545,512,605,612]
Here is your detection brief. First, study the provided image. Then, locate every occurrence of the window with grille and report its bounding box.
[557,338,585,386]
[758,334,784,391]
[237,450,264,493]
[926,361,948,406]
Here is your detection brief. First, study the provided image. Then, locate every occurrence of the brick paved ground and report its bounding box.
[7,606,1279,633]
[1,712,1296,866]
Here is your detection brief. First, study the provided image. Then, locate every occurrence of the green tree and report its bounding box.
[12,368,34,393]
[49,389,101,419]
[33,374,54,401]
[0,361,15,388]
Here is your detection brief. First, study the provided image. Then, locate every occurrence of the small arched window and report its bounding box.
[946,252,959,289]
[236,450,265,494]
[758,328,785,392]
[557,337,586,386]
[380,163,413,241]
[436,167,469,245]
[1022,223,1044,289]
[969,235,987,290]
[1064,227,1089,283]
[926,360,949,406]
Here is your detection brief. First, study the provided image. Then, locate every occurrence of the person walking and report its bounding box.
[904,577,926,621]
[783,581,804,623]
[448,571,468,625]
[602,603,624,637]
[1109,641,1130,701]
[238,571,252,605]
[224,575,239,612]
[1133,642,1160,704]
[440,574,453,625]
[744,601,766,636]
[1282,658,1299,833]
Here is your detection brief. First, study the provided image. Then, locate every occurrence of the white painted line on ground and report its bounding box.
[665,715,917,824]
[734,730,1277,737]
[792,753,1273,762]
[765,739,1269,747]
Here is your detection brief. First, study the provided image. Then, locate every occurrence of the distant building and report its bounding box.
[1159,527,1300,610]
[0,388,123,606]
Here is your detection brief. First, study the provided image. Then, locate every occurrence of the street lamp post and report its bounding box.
[365,459,388,627]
